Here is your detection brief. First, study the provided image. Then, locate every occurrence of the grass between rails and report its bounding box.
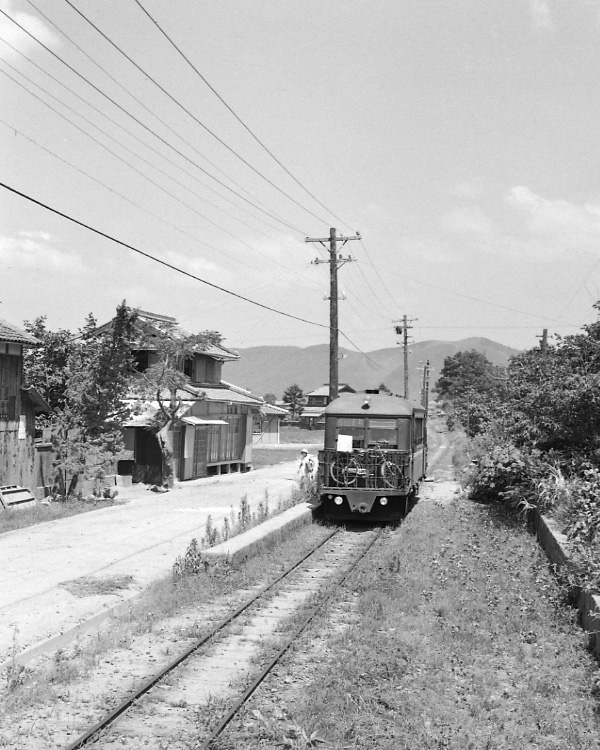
[226,496,600,749]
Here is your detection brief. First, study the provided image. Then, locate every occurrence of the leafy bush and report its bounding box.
[173,538,203,577]
[468,444,545,512]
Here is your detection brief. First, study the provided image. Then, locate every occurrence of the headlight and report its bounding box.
[334,496,344,506]
[379,497,388,506]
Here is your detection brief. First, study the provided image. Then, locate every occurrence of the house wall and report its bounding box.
[192,354,222,384]
[0,351,38,492]
[252,415,280,444]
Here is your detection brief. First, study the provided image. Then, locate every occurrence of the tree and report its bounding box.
[22,317,76,414]
[282,384,306,419]
[263,393,277,405]
[134,324,223,485]
[22,302,139,498]
[434,350,506,436]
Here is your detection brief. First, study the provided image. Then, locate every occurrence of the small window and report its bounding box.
[368,418,397,447]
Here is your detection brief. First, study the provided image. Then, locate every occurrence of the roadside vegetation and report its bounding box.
[435,305,600,589]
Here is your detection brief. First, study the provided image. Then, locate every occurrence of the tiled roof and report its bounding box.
[133,312,239,361]
[95,310,239,361]
[201,386,263,405]
[0,318,38,345]
[306,383,355,397]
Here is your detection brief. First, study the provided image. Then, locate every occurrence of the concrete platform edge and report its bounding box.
[531,509,600,657]
[202,503,313,566]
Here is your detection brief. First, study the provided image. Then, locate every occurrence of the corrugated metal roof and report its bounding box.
[300,406,325,416]
[260,403,289,415]
[0,318,38,346]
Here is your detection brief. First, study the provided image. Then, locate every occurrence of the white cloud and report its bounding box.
[528,0,554,31]
[507,186,600,242]
[0,1,60,59]
[0,232,84,272]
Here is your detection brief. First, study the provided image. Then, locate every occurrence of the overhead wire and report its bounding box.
[0,7,306,235]
[24,0,280,220]
[59,0,333,228]
[358,237,399,314]
[0,61,308,274]
[130,0,354,232]
[0,51,274,243]
[0,181,331,328]
[0,181,385,365]
[378,265,562,323]
[0,117,321,286]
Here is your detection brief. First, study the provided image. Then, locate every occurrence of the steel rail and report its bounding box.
[63,526,340,750]
[198,527,383,749]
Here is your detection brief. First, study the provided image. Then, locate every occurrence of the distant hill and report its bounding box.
[224,338,520,400]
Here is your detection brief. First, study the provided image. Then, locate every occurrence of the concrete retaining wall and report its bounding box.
[531,510,600,657]
[202,503,313,566]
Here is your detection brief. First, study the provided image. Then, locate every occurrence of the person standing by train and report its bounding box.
[298,448,318,489]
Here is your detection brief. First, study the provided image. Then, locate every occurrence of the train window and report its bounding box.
[336,417,365,448]
[398,418,411,449]
[413,418,424,447]
[368,419,397,447]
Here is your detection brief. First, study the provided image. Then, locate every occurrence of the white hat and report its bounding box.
[301,449,308,454]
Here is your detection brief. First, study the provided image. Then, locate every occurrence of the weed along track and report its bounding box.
[63,527,383,749]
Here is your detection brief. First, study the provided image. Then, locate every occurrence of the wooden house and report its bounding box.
[98,310,265,484]
[299,383,356,429]
[0,318,49,501]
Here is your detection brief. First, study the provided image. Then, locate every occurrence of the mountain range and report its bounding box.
[224,338,520,400]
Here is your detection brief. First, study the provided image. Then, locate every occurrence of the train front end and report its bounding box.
[316,391,426,521]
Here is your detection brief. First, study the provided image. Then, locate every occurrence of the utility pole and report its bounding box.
[537,328,548,353]
[306,227,360,401]
[420,360,430,415]
[394,316,415,400]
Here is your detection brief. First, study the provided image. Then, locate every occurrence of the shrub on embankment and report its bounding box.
[438,306,600,589]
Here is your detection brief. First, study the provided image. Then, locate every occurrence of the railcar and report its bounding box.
[316,390,427,521]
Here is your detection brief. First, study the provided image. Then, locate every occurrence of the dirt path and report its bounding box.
[0,462,300,663]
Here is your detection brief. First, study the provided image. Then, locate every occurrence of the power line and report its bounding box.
[0,8,305,235]
[0,117,317,284]
[0,180,330,329]
[1,179,381,365]
[358,237,399,315]
[0,53,287,249]
[379,265,563,323]
[131,0,353,232]
[24,0,279,219]
[60,0,332,228]
[0,61,307,272]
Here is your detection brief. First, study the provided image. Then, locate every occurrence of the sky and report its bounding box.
[2,0,600,358]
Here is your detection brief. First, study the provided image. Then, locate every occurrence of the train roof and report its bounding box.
[323,391,425,417]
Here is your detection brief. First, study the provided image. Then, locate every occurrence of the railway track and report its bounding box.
[64,525,383,749]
